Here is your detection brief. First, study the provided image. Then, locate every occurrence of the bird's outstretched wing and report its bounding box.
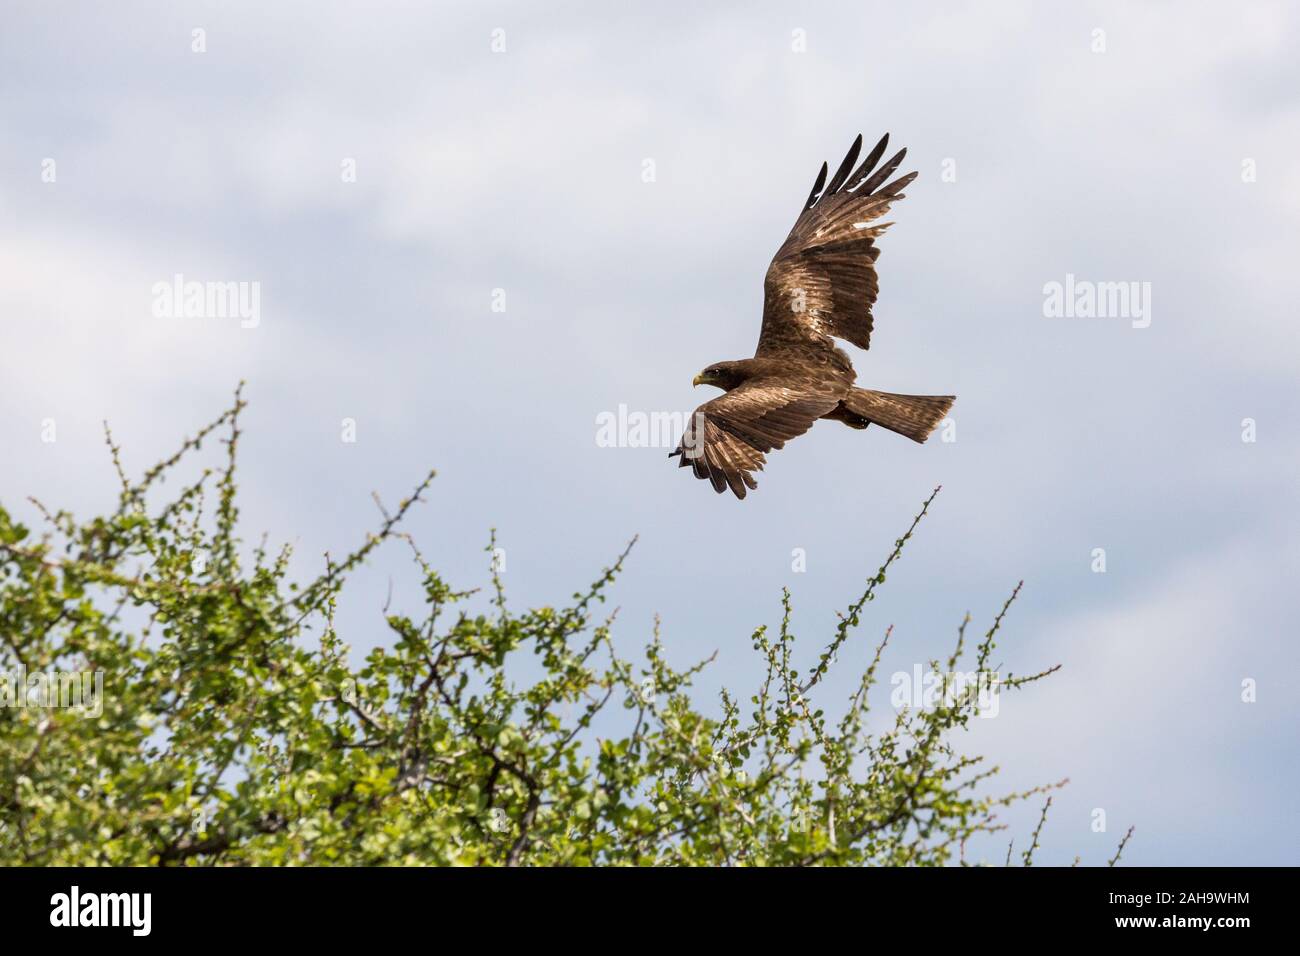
[757,133,916,369]
[669,379,840,499]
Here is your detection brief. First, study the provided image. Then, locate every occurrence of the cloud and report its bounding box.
[963,527,1299,864]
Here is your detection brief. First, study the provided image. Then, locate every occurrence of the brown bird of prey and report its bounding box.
[670,132,954,499]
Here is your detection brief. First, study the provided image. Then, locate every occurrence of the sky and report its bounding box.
[1,0,1297,865]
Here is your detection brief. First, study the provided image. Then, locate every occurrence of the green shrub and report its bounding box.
[0,388,1129,866]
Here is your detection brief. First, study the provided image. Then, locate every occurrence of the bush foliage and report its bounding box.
[0,390,1128,866]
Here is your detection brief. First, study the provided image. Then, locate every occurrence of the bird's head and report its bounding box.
[693,361,747,391]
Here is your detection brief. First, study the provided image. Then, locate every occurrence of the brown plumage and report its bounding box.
[670,132,955,499]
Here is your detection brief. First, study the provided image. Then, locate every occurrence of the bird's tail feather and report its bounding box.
[843,388,954,443]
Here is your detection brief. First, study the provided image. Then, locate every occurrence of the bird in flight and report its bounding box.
[670,132,954,499]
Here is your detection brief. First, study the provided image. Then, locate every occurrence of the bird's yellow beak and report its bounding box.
[692,373,705,387]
